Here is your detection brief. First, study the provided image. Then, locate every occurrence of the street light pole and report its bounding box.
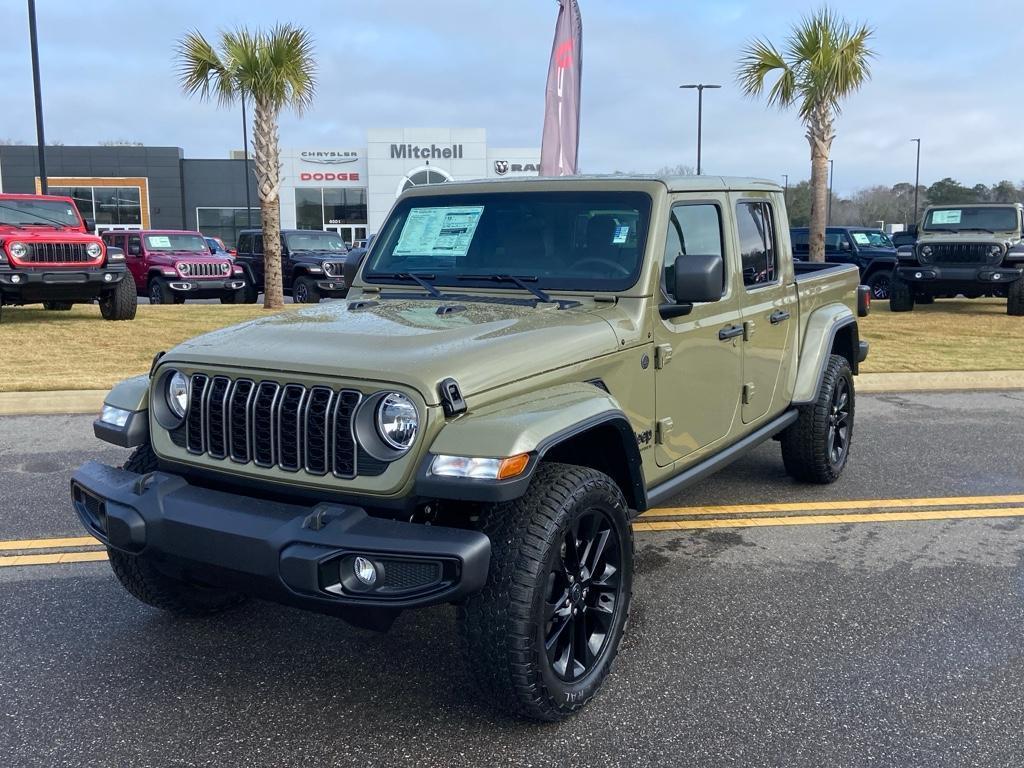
[910,138,921,229]
[828,159,834,225]
[26,0,47,194]
[241,93,253,230]
[782,174,789,205]
[679,83,721,175]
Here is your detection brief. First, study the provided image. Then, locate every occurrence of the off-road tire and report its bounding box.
[99,277,137,321]
[780,354,855,484]
[458,462,634,721]
[293,276,321,304]
[866,271,891,301]
[43,301,73,311]
[1008,278,1024,316]
[220,289,244,304]
[888,273,914,312]
[241,281,259,304]
[107,445,247,615]
[148,278,173,305]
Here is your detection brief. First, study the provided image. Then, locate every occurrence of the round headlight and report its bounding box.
[166,370,189,419]
[9,241,28,259]
[179,263,191,275]
[375,392,418,451]
[989,244,1003,258]
[920,245,933,258]
[86,242,102,258]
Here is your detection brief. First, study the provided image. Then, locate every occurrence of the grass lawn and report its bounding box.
[0,297,1019,392]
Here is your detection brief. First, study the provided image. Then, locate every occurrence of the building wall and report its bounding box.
[0,145,184,228]
[181,158,260,229]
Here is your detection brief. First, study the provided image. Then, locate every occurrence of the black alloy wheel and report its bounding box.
[826,374,851,468]
[868,272,891,300]
[544,507,623,682]
[294,279,309,303]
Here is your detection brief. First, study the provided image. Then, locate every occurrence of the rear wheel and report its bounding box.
[459,463,633,721]
[866,271,892,301]
[293,276,320,304]
[99,277,137,321]
[43,301,73,311]
[1008,278,1024,316]
[780,354,854,484]
[888,273,914,312]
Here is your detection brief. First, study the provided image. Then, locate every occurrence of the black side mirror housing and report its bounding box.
[84,218,96,233]
[128,245,141,256]
[660,253,724,319]
[839,240,853,252]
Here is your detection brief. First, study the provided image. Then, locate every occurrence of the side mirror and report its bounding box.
[839,240,853,252]
[128,245,141,256]
[660,253,723,319]
[84,218,96,233]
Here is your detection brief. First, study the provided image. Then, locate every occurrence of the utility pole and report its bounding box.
[782,174,789,205]
[910,138,921,230]
[828,159,834,225]
[241,93,253,229]
[679,83,721,175]
[27,0,47,194]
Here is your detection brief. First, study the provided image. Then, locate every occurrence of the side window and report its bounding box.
[791,231,809,254]
[661,203,724,302]
[736,202,777,288]
[254,235,264,255]
[236,234,251,255]
[127,235,142,257]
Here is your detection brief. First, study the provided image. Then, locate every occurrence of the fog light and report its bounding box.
[11,274,21,283]
[993,273,1002,280]
[103,273,113,282]
[353,556,377,586]
[915,272,923,279]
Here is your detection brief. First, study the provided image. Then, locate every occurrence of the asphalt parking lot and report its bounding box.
[2,390,1024,766]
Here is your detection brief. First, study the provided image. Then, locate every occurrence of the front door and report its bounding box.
[734,198,798,424]
[325,224,367,248]
[654,198,743,467]
[125,233,146,290]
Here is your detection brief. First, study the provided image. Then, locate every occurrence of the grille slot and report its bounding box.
[19,242,94,263]
[185,374,363,478]
[923,243,993,265]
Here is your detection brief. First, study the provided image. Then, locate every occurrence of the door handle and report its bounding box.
[719,325,745,341]
[769,310,791,325]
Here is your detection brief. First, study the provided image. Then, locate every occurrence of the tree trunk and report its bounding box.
[805,104,835,263]
[251,99,284,309]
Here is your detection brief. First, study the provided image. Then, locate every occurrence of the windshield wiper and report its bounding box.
[390,272,444,298]
[456,274,551,303]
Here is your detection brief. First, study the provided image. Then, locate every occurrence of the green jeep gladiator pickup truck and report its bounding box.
[72,176,870,720]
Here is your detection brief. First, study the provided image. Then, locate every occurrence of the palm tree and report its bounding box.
[737,9,874,262]
[177,25,316,308]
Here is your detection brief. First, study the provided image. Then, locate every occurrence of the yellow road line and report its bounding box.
[642,494,1024,519]
[0,550,108,568]
[0,536,100,552]
[633,506,1024,532]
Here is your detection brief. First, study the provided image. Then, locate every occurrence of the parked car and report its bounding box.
[0,193,135,321]
[204,236,234,257]
[234,228,352,303]
[101,229,247,304]
[791,226,898,299]
[77,175,869,721]
[891,203,1024,314]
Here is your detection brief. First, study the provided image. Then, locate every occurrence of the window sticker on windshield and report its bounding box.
[612,225,629,244]
[148,236,171,248]
[932,210,961,225]
[852,232,871,245]
[393,206,484,259]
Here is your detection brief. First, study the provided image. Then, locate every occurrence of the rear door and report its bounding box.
[734,197,798,424]
[653,197,743,467]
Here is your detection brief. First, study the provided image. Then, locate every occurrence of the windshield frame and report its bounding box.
[284,232,348,253]
[922,206,1020,233]
[363,190,654,294]
[0,198,84,229]
[848,229,895,249]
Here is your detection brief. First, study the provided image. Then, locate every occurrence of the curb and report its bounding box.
[1,371,1023,417]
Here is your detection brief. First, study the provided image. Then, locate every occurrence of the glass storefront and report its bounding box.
[51,185,142,227]
[295,187,367,230]
[196,207,262,248]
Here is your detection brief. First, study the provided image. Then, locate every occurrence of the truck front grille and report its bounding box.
[179,261,231,277]
[182,374,363,478]
[322,260,346,277]
[922,243,992,265]
[19,243,93,263]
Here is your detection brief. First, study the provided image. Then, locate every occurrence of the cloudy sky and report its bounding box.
[1,0,1021,194]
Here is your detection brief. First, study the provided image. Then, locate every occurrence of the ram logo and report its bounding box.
[493,160,510,176]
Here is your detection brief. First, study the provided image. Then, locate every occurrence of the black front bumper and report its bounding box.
[166,278,247,297]
[0,264,128,302]
[897,264,1023,290]
[70,461,490,614]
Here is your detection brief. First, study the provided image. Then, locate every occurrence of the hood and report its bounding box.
[162,297,623,404]
[918,229,1018,245]
[0,225,95,242]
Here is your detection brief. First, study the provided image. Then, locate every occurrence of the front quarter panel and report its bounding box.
[104,374,150,412]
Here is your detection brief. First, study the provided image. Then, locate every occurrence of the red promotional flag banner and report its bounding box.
[539,0,582,176]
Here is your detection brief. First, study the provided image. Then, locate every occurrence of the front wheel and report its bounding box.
[1008,278,1024,316]
[780,354,854,484]
[148,278,172,305]
[99,277,137,321]
[866,271,892,301]
[293,276,321,304]
[888,273,914,312]
[459,463,634,721]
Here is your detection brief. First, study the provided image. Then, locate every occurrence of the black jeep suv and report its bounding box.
[234,229,353,303]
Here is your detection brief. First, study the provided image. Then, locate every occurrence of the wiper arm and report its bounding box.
[391,272,444,298]
[457,273,551,303]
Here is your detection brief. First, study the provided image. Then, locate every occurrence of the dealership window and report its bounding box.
[295,187,368,230]
[51,185,142,228]
[196,207,262,249]
[397,166,452,196]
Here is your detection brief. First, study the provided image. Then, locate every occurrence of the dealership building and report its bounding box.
[0,128,539,247]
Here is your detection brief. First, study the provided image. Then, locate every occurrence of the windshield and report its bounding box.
[364,191,652,292]
[849,230,894,248]
[144,234,210,253]
[285,232,347,252]
[0,198,82,228]
[924,207,1019,232]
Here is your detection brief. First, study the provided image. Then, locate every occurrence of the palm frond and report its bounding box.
[736,38,795,108]
[175,30,234,106]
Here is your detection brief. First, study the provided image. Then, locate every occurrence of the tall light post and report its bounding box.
[910,138,921,229]
[241,93,253,230]
[27,0,47,194]
[782,173,789,205]
[679,83,720,175]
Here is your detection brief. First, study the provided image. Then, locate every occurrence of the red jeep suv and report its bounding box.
[102,230,247,304]
[0,193,136,321]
